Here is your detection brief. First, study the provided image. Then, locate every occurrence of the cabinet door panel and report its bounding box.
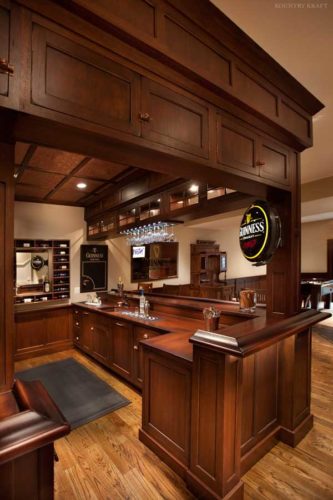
[46,309,71,345]
[0,6,10,98]
[80,311,93,352]
[217,113,258,175]
[259,139,290,186]
[111,321,133,379]
[91,316,110,365]
[31,25,141,136]
[15,313,45,352]
[0,4,19,109]
[141,78,209,158]
[133,326,159,387]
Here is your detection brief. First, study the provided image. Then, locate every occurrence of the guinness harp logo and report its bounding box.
[239,201,281,266]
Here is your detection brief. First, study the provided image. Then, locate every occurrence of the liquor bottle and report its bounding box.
[139,287,145,316]
[44,276,51,293]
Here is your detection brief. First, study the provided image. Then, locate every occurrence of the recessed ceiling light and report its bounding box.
[189,184,199,193]
[76,182,87,189]
[157,198,161,202]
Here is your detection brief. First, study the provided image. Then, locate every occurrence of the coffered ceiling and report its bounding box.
[14,142,138,206]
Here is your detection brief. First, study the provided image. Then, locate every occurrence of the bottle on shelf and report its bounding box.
[117,276,124,296]
[139,287,145,316]
[44,276,51,293]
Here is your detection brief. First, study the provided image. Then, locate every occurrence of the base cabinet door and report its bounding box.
[133,326,159,388]
[80,311,93,352]
[110,321,133,380]
[91,315,110,365]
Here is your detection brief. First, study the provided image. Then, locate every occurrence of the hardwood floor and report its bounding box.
[15,328,333,500]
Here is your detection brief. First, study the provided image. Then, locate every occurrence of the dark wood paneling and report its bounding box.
[0,143,14,390]
[77,0,157,37]
[15,307,73,360]
[133,326,158,388]
[189,347,242,497]
[164,11,231,89]
[110,320,133,379]
[45,308,72,344]
[217,113,258,176]
[260,139,290,186]
[31,24,141,136]
[234,66,278,119]
[142,350,191,466]
[0,6,9,97]
[293,330,311,425]
[91,313,110,365]
[141,78,209,158]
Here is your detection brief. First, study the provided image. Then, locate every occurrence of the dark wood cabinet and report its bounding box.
[31,24,141,137]
[72,308,162,388]
[133,326,159,388]
[0,4,19,110]
[217,113,258,176]
[141,78,209,158]
[91,314,110,365]
[190,241,226,287]
[15,306,72,360]
[79,310,93,353]
[110,320,133,380]
[217,112,291,187]
[259,138,290,186]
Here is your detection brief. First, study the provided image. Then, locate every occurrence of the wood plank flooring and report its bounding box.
[15,329,333,499]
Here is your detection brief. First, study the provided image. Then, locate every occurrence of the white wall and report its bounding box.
[14,202,89,302]
[107,218,266,291]
[301,219,333,272]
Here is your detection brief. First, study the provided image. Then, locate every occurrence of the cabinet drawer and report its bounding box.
[31,24,141,136]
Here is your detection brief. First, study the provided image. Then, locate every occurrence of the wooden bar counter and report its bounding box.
[139,304,330,500]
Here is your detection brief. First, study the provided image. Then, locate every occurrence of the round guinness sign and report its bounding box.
[239,201,281,266]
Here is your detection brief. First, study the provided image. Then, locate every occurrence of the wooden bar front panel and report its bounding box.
[142,350,191,469]
[0,143,14,391]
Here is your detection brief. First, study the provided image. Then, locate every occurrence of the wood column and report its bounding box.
[0,142,14,391]
[278,328,313,447]
[187,345,243,499]
[266,151,301,318]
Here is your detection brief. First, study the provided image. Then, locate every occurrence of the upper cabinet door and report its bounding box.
[141,78,209,158]
[258,138,290,186]
[0,4,19,109]
[31,24,141,136]
[216,113,258,176]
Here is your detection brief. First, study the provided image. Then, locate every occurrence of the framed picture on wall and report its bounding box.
[80,245,108,292]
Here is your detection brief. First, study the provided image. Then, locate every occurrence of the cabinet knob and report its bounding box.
[256,160,265,166]
[143,334,149,339]
[90,327,94,331]
[139,112,151,122]
[76,336,79,341]
[133,345,139,350]
[115,322,125,327]
[0,58,14,76]
[75,322,79,326]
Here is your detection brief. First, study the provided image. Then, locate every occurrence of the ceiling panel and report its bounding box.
[18,169,65,190]
[77,158,128,180]
[62,176,104,193]
[28,146,85,174]
[48,189,87,203]
[15,184,52,199]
